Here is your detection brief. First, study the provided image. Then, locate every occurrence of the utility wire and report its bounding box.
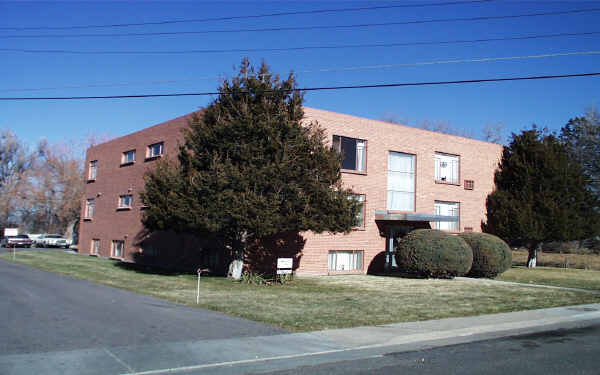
[0,1,492,31]
[3,50,599,93]
[3,7,598,39]
[3,30,599,55]
[2,72,599,101]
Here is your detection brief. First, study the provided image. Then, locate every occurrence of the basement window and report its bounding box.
[91,239,100,255]
[328,250,363,271]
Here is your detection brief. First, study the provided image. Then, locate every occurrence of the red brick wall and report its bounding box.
[297,108,502,275]
[78,108,502,276]
[78,113,194,259]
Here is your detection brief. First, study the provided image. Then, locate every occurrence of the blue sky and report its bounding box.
[1,0,599,151]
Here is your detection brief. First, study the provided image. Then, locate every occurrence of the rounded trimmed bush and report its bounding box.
[459,232,512,278]
[396,229,473,278]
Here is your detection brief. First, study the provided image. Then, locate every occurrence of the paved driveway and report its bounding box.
[0,258,286,355]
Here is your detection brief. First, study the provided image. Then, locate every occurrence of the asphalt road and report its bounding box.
[0,258,286,355]
[255,324,600,375]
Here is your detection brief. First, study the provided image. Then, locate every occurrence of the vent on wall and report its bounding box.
[464,227,473,232]
[464,180,474,190]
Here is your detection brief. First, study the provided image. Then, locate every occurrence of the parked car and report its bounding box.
[27,234,42,245]
[1,234,33,248]
[38,234,69,248]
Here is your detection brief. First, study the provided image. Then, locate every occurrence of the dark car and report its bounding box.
[1,234,33,248]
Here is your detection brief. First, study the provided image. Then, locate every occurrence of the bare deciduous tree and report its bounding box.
[380,114,473,138]
[0,130,33,230]
[482,122,505,144]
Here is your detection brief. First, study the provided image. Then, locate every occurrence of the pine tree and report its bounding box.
[483,127,600,267]
[141,59,359,277]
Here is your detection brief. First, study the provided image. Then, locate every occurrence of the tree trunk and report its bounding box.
[227,259,243,280]
[227,235,246,280]
[527,242,541,268]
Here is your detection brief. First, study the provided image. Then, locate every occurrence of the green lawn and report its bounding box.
[498,266,600,291]
[2,251,600,332]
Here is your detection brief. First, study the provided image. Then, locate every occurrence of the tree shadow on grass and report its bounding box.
[114,261,195,276]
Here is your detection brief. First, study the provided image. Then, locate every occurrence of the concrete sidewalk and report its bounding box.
[3,303,600,375]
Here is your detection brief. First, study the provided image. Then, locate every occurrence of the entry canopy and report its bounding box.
[374,210,459,222]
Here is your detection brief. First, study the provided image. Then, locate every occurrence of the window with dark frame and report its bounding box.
[332,135,366,172]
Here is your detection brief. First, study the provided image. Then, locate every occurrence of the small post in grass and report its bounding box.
[12,244,15,261]
[196,268,209,304]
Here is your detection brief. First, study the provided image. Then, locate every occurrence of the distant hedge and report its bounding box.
[396,229,473,278]
[459,232,512,278]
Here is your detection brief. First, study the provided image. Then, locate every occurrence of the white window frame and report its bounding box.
[328,250,364,271]
[112,240,124,258]
[85,198,95,219]
[434,201,460,231]
[122,150,136,164]
[147,142,164,158]
[88,160,98,180]
[118,194,133,209]
[91,239,100,255]
[434,152,459,184]
[387,152,415,211]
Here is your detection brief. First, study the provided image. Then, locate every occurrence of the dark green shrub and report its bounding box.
[459,232,512,278]
[396,229,473,278]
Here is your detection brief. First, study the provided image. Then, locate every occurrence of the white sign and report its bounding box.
[277,269,292,275]
[4,228,18,237]
[277,258,293,269]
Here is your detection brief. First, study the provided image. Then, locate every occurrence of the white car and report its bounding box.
[39,234,69,248]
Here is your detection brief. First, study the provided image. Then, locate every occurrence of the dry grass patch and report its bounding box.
[512,249,600,270]
[498,266,600,291]
[2,251,600,332]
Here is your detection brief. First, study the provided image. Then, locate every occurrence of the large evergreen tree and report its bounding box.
[141,59,358,277]
[483,127,600,267]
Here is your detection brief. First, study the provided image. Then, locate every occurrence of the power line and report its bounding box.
[2,72,599,101]
[301,50,600,73]
[4,49,599,93]
[3,30,599,55]
[0,1,492,31]
[3,7,599,39]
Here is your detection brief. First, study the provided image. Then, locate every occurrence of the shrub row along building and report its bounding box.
[79,107,502,275]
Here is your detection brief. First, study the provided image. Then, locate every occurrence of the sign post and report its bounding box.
[196,268,209,304]
[276,258,293,281]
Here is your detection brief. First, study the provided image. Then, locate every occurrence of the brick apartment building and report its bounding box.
[79,107,502,275]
